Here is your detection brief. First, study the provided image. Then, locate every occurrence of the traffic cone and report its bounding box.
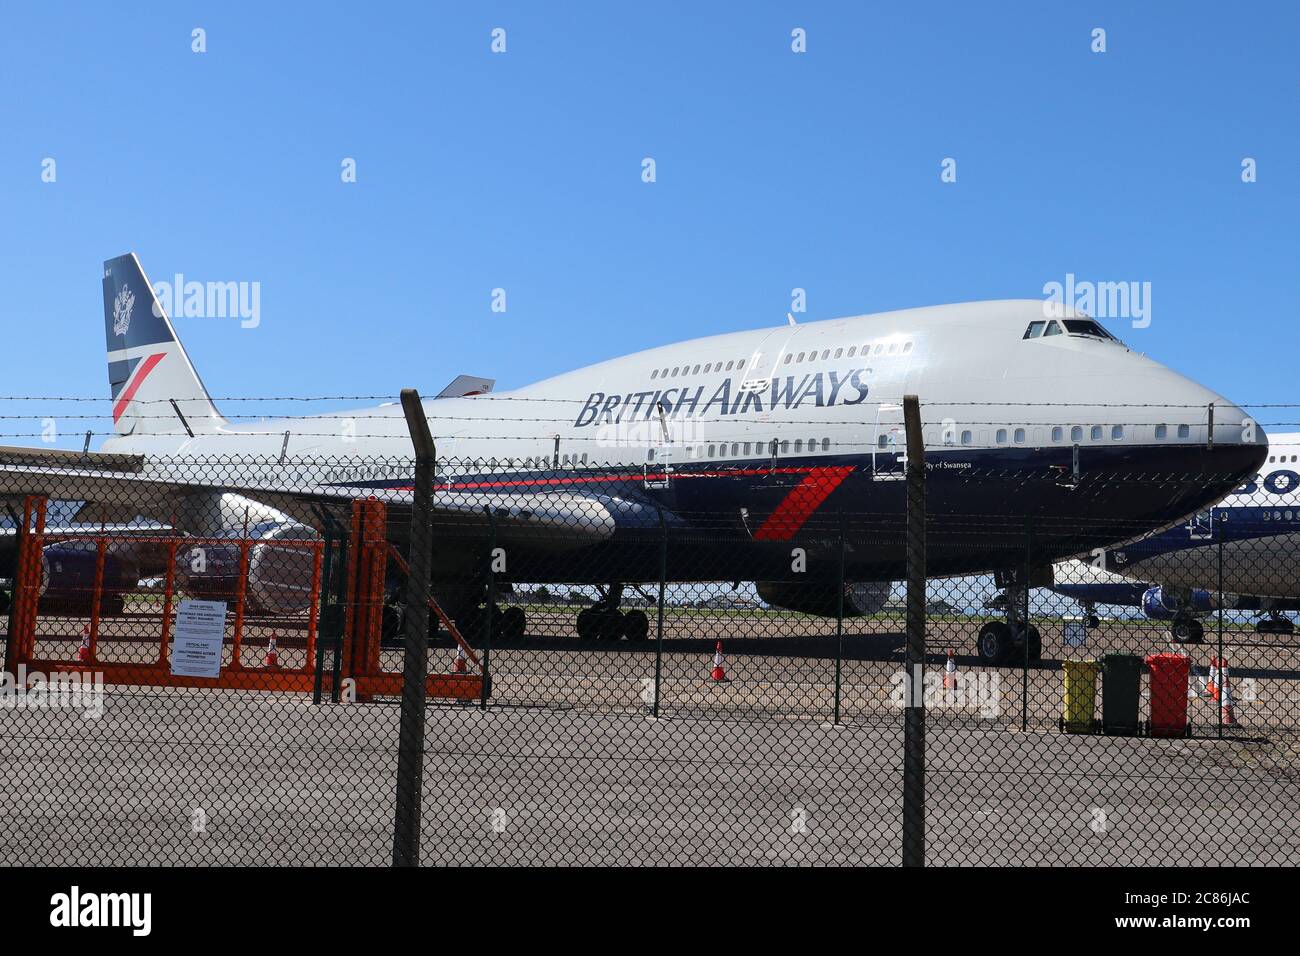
[264,633,279,669]
[943,649,958,690]
[1219,658,1236,726]
[77,624,91,663]
[452,644,468,674]
[1206,656,1220,701]
[710,641,730,683]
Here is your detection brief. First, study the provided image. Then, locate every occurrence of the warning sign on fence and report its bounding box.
[171,600,228,679]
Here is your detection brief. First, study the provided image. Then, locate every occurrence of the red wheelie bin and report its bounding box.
[1145,653,1191,737]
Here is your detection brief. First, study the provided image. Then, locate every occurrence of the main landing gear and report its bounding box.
[575,584,650,642]
[1255,610,1296,635]
[1170,614,1205,644]
[977,579,1042,667]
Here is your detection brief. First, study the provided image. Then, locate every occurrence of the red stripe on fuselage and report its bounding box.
[111,352,166,423]
[752,465,855,541]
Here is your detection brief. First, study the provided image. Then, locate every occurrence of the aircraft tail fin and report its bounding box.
[103,253,226,436]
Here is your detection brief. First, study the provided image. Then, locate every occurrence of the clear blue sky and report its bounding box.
[2,2,1297,443]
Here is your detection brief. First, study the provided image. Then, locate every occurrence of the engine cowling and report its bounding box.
[175,520,320,615]
[755,580,891,618]
[1142,585,1217,621]
[40,542,140,602]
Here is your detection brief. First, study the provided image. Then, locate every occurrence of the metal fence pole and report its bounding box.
[653,507,667,719]
[1023,515,1032,732]
[833,514,845,727]
[392,388,436,867]
[1217,511,1225,738]
[312,524,333,705]
[481,507,495,710]
[902,394,926,867]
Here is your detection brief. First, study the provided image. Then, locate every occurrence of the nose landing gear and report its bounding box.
[977,581,1042,666]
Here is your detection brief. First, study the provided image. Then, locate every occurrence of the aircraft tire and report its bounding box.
[977,621,1014,666]
[1023,625,1042,662]
[1171,618,1204,644]
[500,606,527,642]
[624,609,650,641]
[597,610,625,641]
[1086,614,1101,629]
[576,607,600,641]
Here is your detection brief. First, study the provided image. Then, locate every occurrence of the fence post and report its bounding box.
[653,506,667,719]
[833,514,846,727]
[1217,510,1225,738]
[902,394,926,867]
[481,507,495,710]
[312,523,333,705]
[392,388,436,867]
[1022,515,1032,732]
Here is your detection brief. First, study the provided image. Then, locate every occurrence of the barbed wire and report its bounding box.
[0,394,1296,409]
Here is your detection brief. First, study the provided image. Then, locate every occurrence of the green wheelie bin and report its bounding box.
[1102,653,1143,736]
[1061,659,1099,733]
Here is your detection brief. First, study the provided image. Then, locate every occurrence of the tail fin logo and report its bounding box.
[112,283,136,337]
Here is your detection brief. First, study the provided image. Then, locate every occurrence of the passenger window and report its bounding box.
[834,348,843,358]
[651,369,659,379]
[903,342,913,354]
[784,354,793,364]
[888,343,898,354]
[708,444,716,457]
[1112,425,1123,440]
[848,347,857,357]
[1155,424,1167,439]
[996,428,1008,444]
[794,439,803,453]
[822,438,830,451]
[1091,425,1102,440]
[1178,424,1190,438]
[692,365,701,374]
[731,443,739,456]
[1014,428,1026,443]
[1071,426,1083,442]
[1051,426,1063,442]
[961,430,972,446]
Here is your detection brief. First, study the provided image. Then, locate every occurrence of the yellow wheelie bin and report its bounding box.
[1061,659,1099,734]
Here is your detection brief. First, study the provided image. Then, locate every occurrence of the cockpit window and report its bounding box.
[1043,320,1063,336]
[1062,319,1115,340]
[1023,321,1046,339]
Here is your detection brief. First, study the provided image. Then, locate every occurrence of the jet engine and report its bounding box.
[175,520,321,615]
[755,579,891,618]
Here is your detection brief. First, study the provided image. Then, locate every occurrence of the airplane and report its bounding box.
[0,253,1268,658]
[1051,434,1300,642]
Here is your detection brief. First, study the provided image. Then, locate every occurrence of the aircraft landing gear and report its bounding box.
[1170,614,1204,644]
[1255,610,1295,635]
[575,585,650,642]
[977,581,1041,666]
[1080,602,1101,629]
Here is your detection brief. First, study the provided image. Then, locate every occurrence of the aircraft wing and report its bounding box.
[0,449,618,550]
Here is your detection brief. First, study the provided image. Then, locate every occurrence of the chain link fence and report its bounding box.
[1,445,1297,865]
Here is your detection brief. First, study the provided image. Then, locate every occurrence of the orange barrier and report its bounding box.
[4,494,483,701]
[343,498,484,701]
